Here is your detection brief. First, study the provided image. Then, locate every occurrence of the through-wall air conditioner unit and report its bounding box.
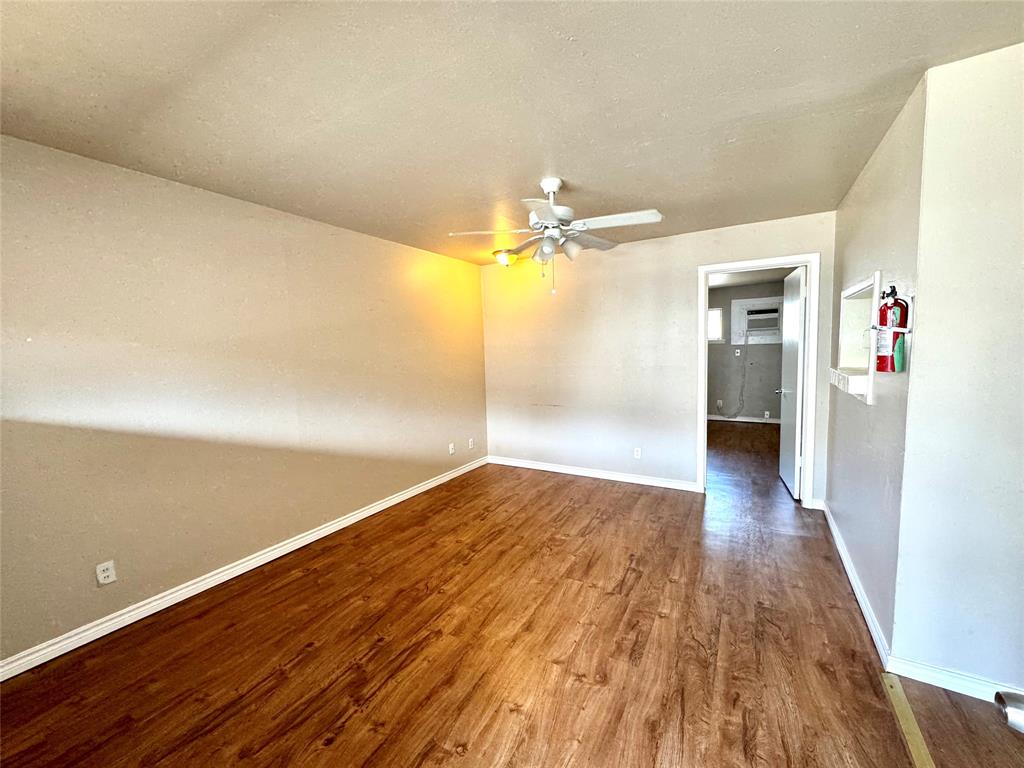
[731,296,783,344]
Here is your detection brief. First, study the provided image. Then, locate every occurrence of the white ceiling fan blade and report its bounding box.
[520,198,549,212]
[524,197,566,219]
[571,232,617,251]
[521,198,560,224]
[504,234,543,255]
[448,228,533,237]
[570,209,663,231]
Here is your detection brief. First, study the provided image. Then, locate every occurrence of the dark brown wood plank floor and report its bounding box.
[2,423,914,766]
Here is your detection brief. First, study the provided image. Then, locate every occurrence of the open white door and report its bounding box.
[778,267,806,498]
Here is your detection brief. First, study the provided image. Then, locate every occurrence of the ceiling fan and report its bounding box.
[448,177,663,267]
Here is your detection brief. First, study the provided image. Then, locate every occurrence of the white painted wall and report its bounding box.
[481,212,835,499]
[893,44,1023,689]
[827,80,926,649]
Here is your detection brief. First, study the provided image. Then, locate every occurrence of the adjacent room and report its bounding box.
[704,267,791,497]
[1,3,1021,766]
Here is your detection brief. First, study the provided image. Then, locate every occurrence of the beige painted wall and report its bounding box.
[893,44,1023,687]
[827,79,926,649]
[0,137,488,658]
[481,212,835,497]
[825,44,1023,691]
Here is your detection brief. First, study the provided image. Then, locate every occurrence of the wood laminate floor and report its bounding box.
[903,678,1024,768]
[0,423,977,766]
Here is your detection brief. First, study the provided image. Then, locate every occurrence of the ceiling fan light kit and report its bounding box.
[561,238,582,261]
[533,236,558,264]
[450,178,664,276]
[494,250,517,267]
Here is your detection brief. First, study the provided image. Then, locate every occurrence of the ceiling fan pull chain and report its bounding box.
[551,256,557,295]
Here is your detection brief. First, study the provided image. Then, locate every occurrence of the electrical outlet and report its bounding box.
[448,442,456,456]
[95,560,117,586]
[734,348,741,357]
[716,399,723,409]
[633,447,642,459]
[764,410,771,419]
[468,437,475,450]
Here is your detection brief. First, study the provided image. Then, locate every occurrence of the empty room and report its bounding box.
[1,2,1022,766]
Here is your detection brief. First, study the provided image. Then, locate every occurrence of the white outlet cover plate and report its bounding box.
[96,560,117,585]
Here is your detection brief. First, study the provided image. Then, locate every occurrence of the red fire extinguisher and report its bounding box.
[876,286,909,373]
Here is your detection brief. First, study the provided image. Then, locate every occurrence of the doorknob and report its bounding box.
[775,388,786,394]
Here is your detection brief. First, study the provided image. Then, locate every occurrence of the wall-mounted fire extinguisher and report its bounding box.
[876,285,909,373]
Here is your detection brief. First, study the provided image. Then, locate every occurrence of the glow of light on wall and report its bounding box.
[488,205,525,258]
[403,251,484,347]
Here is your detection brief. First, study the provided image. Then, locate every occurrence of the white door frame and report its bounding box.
[696,252,821,505]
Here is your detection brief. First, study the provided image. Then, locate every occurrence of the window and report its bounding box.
[707,307,724,342]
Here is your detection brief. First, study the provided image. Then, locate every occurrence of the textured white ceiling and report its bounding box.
[2,2,1021,264]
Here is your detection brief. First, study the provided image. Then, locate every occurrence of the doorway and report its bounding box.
[696,253,820,504]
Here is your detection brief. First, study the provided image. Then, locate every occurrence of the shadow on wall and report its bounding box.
[0,419,466,659]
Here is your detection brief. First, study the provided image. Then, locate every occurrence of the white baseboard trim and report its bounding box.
[821,502,891,667]
[707,414,781,424]
[801,498,826,511]
[487,455,703,493]
[886,655,1023,702]
[811,503,1024,703]
[0,456,488,682]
